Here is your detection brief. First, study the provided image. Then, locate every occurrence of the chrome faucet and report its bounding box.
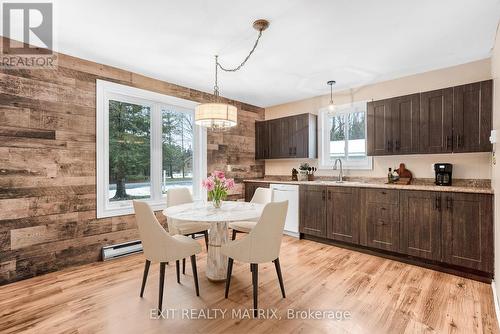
[333,158,343,183]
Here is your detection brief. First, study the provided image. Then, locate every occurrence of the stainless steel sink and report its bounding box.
[314,180,362,185]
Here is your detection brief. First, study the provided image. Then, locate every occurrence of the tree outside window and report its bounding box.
[109,100,151,201]
[161,109,194,194]
[329,111,366,159]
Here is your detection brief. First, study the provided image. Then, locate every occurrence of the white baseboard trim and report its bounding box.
[491,280,500,326]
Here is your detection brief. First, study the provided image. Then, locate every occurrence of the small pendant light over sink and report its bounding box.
[327,80,336,111]
[195,19,270,130]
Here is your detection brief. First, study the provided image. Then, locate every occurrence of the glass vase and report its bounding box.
[212,198,222,209]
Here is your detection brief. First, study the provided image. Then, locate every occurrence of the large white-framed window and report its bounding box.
[318,101,372,170]
[96,80,207,218]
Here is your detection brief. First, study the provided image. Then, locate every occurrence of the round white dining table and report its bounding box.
[163,201,264,282]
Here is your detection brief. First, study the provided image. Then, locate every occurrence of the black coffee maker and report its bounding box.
[434,163,453,186]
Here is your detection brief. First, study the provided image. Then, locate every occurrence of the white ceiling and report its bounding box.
[51,0,500,107]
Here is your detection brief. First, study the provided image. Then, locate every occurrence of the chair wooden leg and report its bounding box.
[191,234,196,239]
[176,260,180,284]
[158,262,166,315]
[190,255,200,296]
[224,258,234,298]
[251,263,258,318]
[273,258,286,298]
[232,229,237,240]
[140,260,150,297]
[182,258,186,275]
[204,230,209,251]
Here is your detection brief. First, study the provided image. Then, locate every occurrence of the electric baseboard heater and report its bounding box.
[101,240,143,261]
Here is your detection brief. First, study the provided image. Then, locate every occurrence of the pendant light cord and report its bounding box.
[330,83,333,104]
[216,30,263,72]
[213,26,265,99]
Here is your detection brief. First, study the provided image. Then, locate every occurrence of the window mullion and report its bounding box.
[151,103,163,202]
[344,113,349,160]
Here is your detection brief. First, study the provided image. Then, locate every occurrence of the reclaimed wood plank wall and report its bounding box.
[0,39,264,284]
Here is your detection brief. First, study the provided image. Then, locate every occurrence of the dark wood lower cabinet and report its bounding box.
[244,182,269,202]
[299,186,493,279]
[442,192,493,273]
[361,189,400,252]
[400,191,441,261]
[299,185,327,238]
[326,187,360,244]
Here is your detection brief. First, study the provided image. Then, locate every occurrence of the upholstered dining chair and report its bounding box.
[222,201,288,317]
[229,187,272,240]
[133,201,201,314]
[166,187,211,274]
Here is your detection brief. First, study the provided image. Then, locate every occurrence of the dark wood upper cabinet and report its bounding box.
[326,187,360,244]
[367,80,492,156]
[400,190,441,261]
[255,113,317,159]
[392,94,420,154]
[367,99,392,155]
[442,192,493,273]
[255,121,269,159]
[281,116,296,157]
[294,114,312,158]
[268,119,283,158]
[299,185,327,238]
[419,87,453,153]
[453,80,493,153]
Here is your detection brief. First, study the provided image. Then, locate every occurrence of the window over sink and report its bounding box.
[318,101,372,170]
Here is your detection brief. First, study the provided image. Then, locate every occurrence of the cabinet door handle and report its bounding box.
[435,197,441,211]
[328,190,331,200]
[456,134,462,148]
[288,147,292,155]
[446,135,452,149]
[395,140,400,151]
[293,147,297,155]
[322,189,326,200]
[447,196,453,210]
[387,140,392,151]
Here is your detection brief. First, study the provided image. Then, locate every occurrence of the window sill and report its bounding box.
[97,199,167,218]
[318,166,372,171]
[318,157,373,171]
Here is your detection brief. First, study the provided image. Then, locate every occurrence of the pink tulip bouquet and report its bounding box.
[202,171,235,208]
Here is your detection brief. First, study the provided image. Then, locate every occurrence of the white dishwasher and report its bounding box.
[270,184,299,237]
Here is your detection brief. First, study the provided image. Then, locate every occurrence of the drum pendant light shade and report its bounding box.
[195,103,237,128]
[196,19,268,130]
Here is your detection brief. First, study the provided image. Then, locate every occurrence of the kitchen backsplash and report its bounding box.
[264,152,492,180]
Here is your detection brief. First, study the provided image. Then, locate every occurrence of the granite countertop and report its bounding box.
[243,176,493,194]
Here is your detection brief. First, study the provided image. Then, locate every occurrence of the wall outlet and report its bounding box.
[490,130,497,144]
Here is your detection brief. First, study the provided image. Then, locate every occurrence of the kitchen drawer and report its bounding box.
[363,202,400,252]
[364,188,399,204]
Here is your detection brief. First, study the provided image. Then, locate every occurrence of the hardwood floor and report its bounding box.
[0,236,498,334]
